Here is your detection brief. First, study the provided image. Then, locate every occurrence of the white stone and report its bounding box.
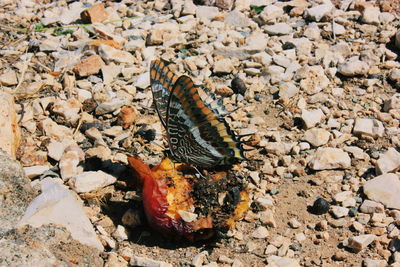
[264,23,292,35]
[333,191,352,202]
[331,206,349,218]
[361,6,380,25]
[38,118,73,141]
[259,5,283,23]
[278,82,299,99]
[112,225,128,242]
[363,173,400,210]
[288,218,301,229]
[182,0,197,15]
[101,63,121,85]
[305,4,334,22]
[69,170,117,193]
[134,72,150,89]
[18,178,103,250]
[59,145,85,180]
[51,98,82,124]
[338,60,369,76]
[95,98,126,115]
[353,118,384,138]
[177,210,198,222]
[375,147,400,174]
[308,147,351,170]
[345,234,376,252]
[23,165,50,179]
[343,146,367,160]
[196,6,219,20]
[192,251,208,267]
[360,200,384,214]
[384,93,400,111]
[98,44,135,64]
[301,109,324,129]
[303,128,330,147]
[213,58,234,74]
[252,226,269,239]
[225,10,249,27]
[130,256,173,267]
[267,255,300,267]
[0,70,18,86]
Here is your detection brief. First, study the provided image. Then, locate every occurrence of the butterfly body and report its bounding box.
[150,60,246,167]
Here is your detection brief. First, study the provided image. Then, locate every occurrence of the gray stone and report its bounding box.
[331,206,349,218]
[363,173,400,210]
[384,93,400,111]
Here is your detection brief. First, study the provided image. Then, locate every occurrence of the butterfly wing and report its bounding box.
[167,76,245,167]
[150,60,179,128]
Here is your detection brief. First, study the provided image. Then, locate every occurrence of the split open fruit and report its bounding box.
[128,157,249,241]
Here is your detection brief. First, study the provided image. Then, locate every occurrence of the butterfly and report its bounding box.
[150,59,247,168]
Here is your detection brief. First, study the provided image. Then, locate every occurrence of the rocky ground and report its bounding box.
[1,0,400,266]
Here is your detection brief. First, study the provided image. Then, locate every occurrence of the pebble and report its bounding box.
[375,147,400,174]
[259,210,277,228]
[0,92,20,159]
[302,128,330,147]
[196,6,219,20]
[252,226,269,239]
[59,145,85,180]
[304,3,333,22]
[73,55,105,77]
[384,93,400,111]
[345,234,376,252]
[330,206,349,219]
[264,23,293,35]
[68,170,117,193]
[266,255,300,267]
[308,148,351,170]
[213,58,234,74]
[311,198,330,215]
[111,225,128,242]
[337,60,370,76]
[353,118,384,138]
[301,109,324,129]
[363,173,400,210]
[98,44,135,64]
[130,256,172,267]
[23,165,50,179]
[192,251,209,267]
[80,3,109,23]
[288,218,301,229]
[0,70,18,86]
[361,6,380,25]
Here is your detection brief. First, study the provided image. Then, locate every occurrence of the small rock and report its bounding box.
[278,82,299,99]
[259,5,283,23]
[213,58,234,74]
[303,128,330,147]
[231,76,247,95]
[51,98,82,124]
[73,55,105,77]
[81,3,109,23]
[363,173,400,210]
[182,0,197,15]
[224,10,249,27]
[333,191,352,202]
[101,63,121,85]
[196,6,219,20]
[118,106,137,129]
[301,109,324,129]
[353,118,384,138]
[111,225,128,242]
[264,23,293,35]
[216,0,233,10]
[305,3,333,22]
[95,98,126,115]
[69,170,117,193]
[288,218,301,229]
[331,206,349,218]
[375,148,400,174]
[308,148,351,170]
[345,234,376,252]
[266,255,300,267]
[311,198,330,215]
[59,145,85,180]
[134,72,150,89]
[130,256,172,267]
[265,244,278,255]
[259,210,277,227]
[361,6,380,25]
[0,70,18,86]
[98,44,135,64]
[384,93,400,111]
[338,60,369,76]
[192,251,208,267]
[23,165,50,179]
[252,226,269,239]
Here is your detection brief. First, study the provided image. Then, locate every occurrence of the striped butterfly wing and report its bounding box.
[167,76,245,167]
[150,60,179,128]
